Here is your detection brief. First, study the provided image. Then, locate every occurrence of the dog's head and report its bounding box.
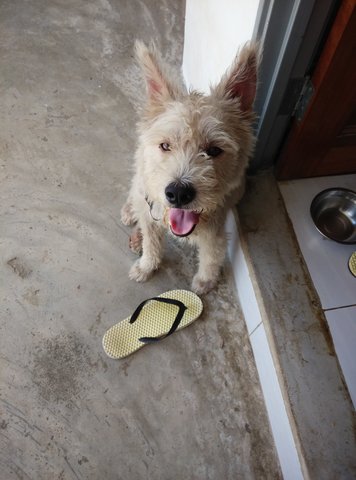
[135,41,259,237]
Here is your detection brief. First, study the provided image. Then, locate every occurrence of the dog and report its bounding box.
[121,41,259,294]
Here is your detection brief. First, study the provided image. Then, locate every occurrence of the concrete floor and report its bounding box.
[0,1,281,478]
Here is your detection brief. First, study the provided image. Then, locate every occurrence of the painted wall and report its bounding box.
[183,0,260,93]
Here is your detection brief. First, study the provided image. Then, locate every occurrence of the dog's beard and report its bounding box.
[145,196,201,237]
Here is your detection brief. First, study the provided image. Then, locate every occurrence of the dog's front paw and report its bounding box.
[121,202,136,226]
[191,274,217,295]
[129,259,155,282]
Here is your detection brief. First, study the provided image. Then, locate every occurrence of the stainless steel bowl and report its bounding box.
[310,188,356,244]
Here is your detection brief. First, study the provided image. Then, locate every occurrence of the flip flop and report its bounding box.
[102,289,203,359]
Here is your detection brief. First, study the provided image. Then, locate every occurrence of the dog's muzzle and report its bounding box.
[165,182,196,208]
[164,182,200,237]
[146,183,201,237]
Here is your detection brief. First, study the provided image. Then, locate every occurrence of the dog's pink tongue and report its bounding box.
[169,208,200,236]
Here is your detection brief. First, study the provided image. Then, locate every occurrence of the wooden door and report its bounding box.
[276,0,356,180]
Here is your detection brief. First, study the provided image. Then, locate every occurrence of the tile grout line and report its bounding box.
[323,304,356,312]
[249,321,263,337]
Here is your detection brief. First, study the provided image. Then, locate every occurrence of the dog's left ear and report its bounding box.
[135,40,179,105]
[213,42,260,111]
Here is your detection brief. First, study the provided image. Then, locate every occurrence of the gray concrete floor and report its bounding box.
[0,1,280,479]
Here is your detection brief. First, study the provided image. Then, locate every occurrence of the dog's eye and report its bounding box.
[206,146,223,157]
[159,142,171,152]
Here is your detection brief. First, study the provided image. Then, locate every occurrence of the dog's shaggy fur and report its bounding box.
[121,41,259,294]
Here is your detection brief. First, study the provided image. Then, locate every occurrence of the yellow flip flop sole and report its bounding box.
[349,251,356,277]
[102,289,203,359]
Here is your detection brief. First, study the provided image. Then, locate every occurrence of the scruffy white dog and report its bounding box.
[121,41,259,294]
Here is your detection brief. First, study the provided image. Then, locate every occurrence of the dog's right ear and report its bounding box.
[135,40,178,105]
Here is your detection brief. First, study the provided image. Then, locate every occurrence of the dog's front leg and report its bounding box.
[192,232,226,294]
[129,215,164,282]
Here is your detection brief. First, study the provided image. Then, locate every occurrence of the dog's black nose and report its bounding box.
[165,182,196,207]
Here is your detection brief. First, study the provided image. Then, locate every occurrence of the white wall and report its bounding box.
[183,0,260,93]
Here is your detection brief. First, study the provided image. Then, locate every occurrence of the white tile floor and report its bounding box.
[279,175,356,409]
[325,307,356,407]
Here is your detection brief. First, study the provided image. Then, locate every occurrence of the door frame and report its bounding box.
[251,0,339,172]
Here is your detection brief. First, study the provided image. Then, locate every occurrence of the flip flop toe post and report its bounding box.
[102,290,203,359]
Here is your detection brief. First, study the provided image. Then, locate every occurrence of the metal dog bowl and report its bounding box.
[310,188,356,244]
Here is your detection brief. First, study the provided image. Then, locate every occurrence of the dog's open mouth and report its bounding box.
[169,208,201,237]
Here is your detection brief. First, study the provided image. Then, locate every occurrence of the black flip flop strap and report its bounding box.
[129,297,187,344]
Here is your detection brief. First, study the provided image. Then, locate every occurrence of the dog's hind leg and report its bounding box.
[129,216,164,282]
[192,232,226,294]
